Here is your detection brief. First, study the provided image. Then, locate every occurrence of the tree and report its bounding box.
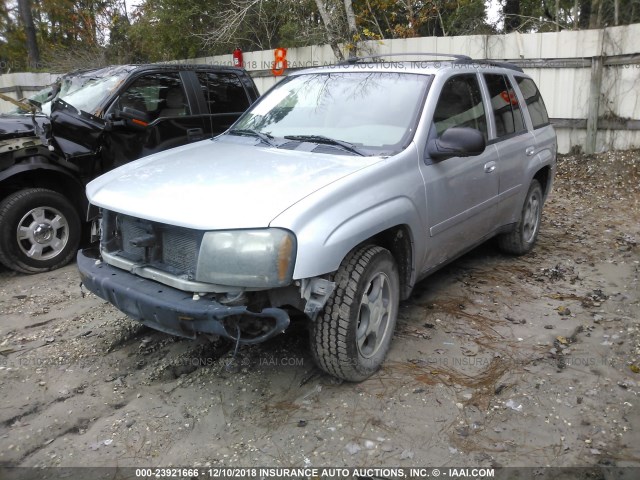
[504,0,521,32]
[3,0,640,74]
[313,0,349,59]
[352,0,490,38]
[126,0,230,61]
[436,0,492,36]
[196,0,316,53]
[0,0,132,71]
[579,0,592,27]
[0,3,27,72]
[18,0,40,68]
[499,0,576,32]
[192,0,357,59]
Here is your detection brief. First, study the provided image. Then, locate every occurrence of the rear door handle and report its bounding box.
[525,146,535,156]
[187,128,205,142]
[484,161,496,173]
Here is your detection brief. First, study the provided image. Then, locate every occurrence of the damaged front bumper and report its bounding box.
[77,248,290,344]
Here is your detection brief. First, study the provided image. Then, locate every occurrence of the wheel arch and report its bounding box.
[361,225,415,301]
[288,194,423,300]
[0,163,87,220]
[532,165,552,200]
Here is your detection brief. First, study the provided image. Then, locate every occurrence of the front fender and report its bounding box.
[300,197,422,279]
[0,162,87,213]
[271,148,427,280]
[0,160,78,185]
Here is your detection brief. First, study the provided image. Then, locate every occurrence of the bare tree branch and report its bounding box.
[196,0,262,48]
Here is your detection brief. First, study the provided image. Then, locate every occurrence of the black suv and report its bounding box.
[0,64,259,273]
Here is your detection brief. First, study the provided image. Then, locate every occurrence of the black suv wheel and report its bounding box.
[0,188,81,273]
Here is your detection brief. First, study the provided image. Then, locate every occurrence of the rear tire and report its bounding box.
[0,188,81,274]
[498,179,543,255]
[310,245,399,382]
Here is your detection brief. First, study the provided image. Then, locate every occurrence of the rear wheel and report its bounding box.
[310,245,399,382]
[0,188,81,273]
[498,179,543,255]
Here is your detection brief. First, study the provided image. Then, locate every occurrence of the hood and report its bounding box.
[87,136,381,230]
[0,114,50,141]
[0,108,101,158]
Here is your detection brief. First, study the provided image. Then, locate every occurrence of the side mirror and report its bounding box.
[427,127,486,161]
[109,107,150,131]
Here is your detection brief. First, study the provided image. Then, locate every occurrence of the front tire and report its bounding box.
[0,188,81,274]
[310,245,400,382]
[498,179,543,255]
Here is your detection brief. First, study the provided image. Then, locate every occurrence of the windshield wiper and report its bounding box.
[229,128,277,147]
[284,135,366,156]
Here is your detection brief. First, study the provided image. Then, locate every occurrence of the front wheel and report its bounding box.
[0,188,81,273]
[498,179,543,255]
[310,245,400,382]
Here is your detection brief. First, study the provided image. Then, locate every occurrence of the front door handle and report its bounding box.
[484,161,496,173]
[525,146,535,156]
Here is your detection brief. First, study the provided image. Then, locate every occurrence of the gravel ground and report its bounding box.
[0,151,639,471]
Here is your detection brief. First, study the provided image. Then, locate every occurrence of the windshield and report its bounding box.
[6,67,131,117]
[232,71,431,155]
[56,69,129,116]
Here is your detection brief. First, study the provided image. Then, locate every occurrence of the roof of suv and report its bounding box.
[130,63,250,73]
[57,64,250,81]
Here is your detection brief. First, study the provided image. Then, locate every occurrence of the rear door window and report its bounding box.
[197,72,251,114]
[484,74,527,138]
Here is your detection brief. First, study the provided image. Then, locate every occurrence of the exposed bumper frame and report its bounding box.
[77,248,290,344]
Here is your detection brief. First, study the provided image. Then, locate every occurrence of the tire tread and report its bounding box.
[310,245,396,382]
[498,180,543,256]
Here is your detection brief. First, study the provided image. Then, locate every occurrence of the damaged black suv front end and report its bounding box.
[0,64,259,274]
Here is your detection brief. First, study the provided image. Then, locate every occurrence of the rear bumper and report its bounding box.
[77,248,290,343]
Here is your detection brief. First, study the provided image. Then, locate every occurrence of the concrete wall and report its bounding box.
[0,72,58,113]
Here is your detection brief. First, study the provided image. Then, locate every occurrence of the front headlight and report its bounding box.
[195,229,296,288]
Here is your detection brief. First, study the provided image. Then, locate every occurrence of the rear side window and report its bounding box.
[516,77,550,129]
[432,74,487,139]
[197,73,250,114]
[484,74,526,138]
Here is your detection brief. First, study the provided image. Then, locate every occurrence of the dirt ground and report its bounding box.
[0,150,639,472]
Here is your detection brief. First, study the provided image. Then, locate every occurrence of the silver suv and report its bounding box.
[78,56,556,382]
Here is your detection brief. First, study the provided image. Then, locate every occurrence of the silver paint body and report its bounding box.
[86,63,556,292]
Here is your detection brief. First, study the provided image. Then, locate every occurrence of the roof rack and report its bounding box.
[339,53,524,73]
[454,58,524,72]
[340,52,472,65]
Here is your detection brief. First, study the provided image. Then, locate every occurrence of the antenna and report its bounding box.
[206,71,214,140]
